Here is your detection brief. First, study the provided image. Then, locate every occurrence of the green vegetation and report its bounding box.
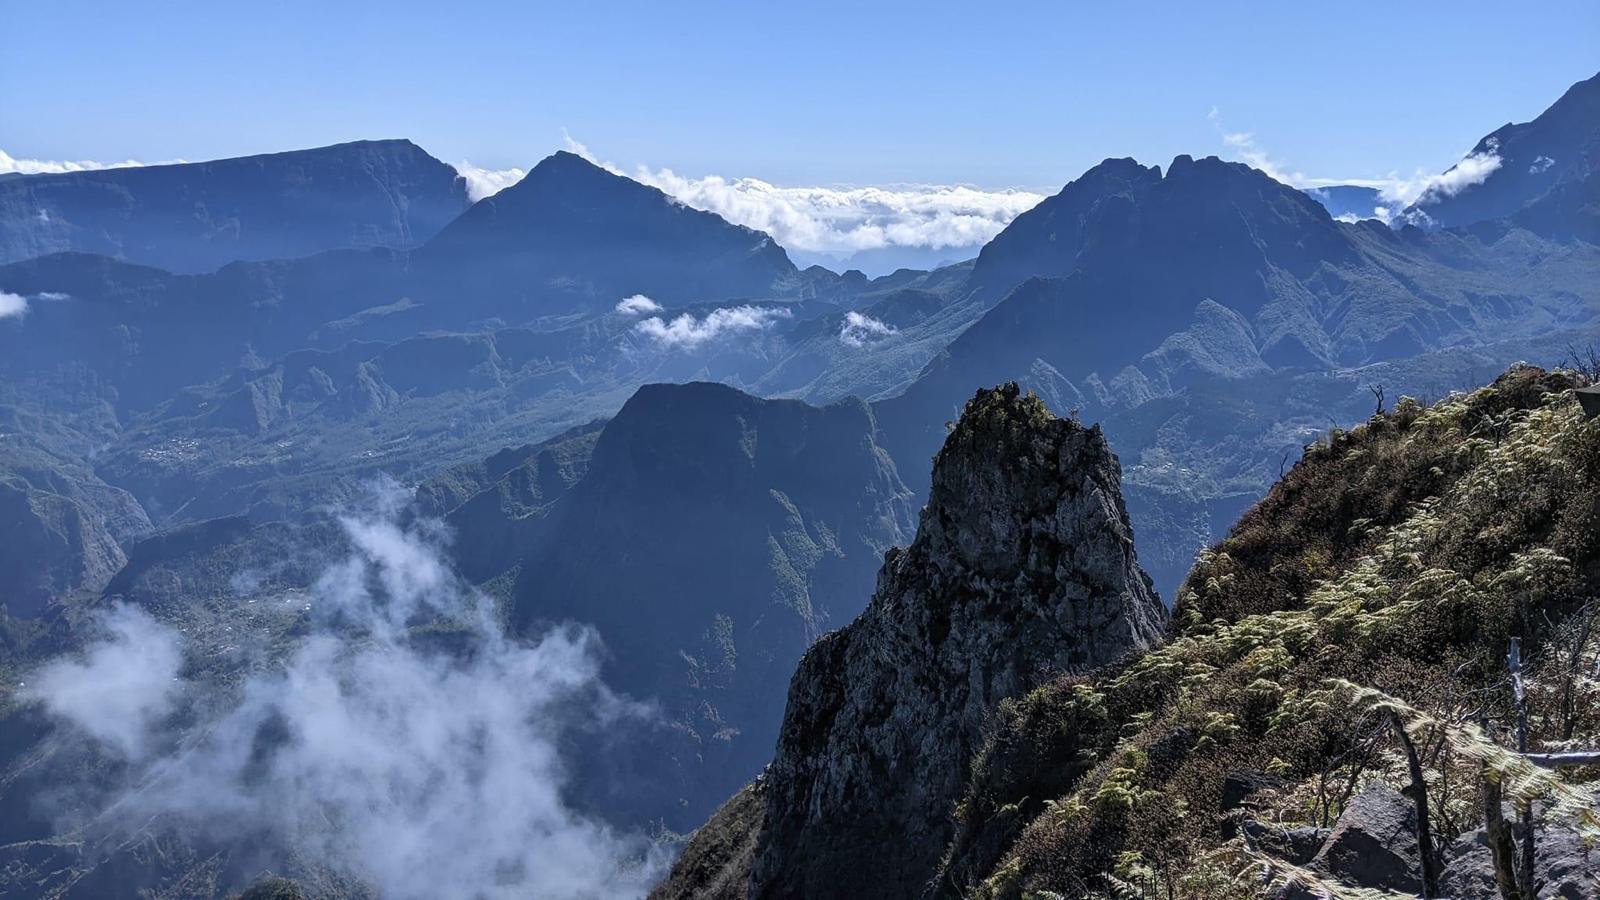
[940,366,1600,899]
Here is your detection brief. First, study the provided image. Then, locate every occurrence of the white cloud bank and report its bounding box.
[25,483,665,900]
[0,292,28,320]
[7,140,1042,257]
[0,149,182,175]
[453,160,528,202]
[563,136,1044,255]
[635,304,791,350]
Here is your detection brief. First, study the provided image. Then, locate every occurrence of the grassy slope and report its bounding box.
[940,365,1600,898]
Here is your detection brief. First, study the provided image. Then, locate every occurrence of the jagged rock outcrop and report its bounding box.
[732,384,1165,900]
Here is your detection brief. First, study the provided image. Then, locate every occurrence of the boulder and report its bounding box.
[1440,819,1600,899]
[1308,783,1423,894]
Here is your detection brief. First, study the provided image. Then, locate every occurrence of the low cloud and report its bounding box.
[1382,140,1503,211]
[25,482,665,899]
[0,291,28,320]
[634,304,791,350]
[563,135,1043,255]
[23,604,182,758]
[615,294,663,316]
[453,161,527,201]
[838,311,896,348]
[0,149,182,176]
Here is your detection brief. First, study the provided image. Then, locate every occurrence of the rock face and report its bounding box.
[747,384,1166,900]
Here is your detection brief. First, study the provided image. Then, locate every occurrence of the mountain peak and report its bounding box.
[739,383,1164,899]
[420,150,795,311]
[1406,69,1600,228]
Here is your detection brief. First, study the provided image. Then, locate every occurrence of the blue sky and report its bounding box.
[5,0,1596,193]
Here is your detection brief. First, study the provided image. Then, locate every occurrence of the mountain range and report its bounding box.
[0,68,1597,900]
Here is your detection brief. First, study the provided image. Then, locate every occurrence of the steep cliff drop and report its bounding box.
[656,383,1166,900]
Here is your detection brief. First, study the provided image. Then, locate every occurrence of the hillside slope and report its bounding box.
[663,366,1600,899]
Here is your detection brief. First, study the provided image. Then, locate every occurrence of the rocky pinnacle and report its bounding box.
[749,383,1166,900]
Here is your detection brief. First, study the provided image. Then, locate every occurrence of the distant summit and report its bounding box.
[0,139,471,272]
[1406,70,1600,229]
[420,151,798,311]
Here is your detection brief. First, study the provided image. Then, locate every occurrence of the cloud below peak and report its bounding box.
[23,482,666,899]
[563,135,1044,256]
[634,304,791,350]
[0,149,182,176]
[1207,110,1502,220]
[615,294,664,316]
[453,160,527,201]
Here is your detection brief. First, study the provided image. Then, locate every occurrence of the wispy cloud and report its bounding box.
[563,135,1044,255]
[24,482,666,899]
[0,291,29,320]
[1208,109,1307,187]
[634,304,791,350]
[838,311,896,348]
[615,294,663,316]
[453,160,527,201]
[23,604,182,757]
[0,149,183,176]
[1206,110,1503,221]
[1386,141,1503,209]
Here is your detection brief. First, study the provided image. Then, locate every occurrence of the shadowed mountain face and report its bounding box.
[1407,71,1600,229]
[503,381,915,828]
[0,140,471,273]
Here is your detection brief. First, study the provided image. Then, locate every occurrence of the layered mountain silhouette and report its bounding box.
[0,140,470,272]
[1,68,1599,900]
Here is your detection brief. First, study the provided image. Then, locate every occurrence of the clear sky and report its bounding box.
[3,0,1596,192]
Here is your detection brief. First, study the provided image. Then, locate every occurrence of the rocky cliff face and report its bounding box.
[689,384,1165,899]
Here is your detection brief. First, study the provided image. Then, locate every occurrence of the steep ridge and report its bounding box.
[922,366,1600,898]
[660,384,1165,899]
[0,140,470,272]
[1407,70,1600,229]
